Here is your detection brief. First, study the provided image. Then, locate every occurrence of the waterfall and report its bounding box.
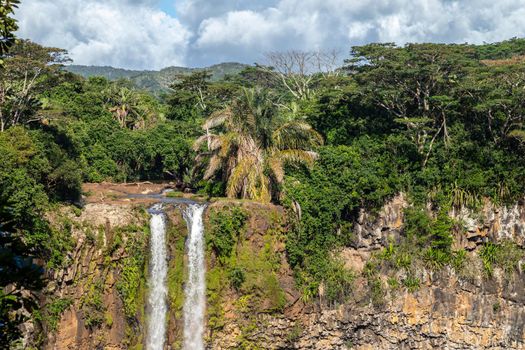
[146,204,168,350]
[182,204,207,350]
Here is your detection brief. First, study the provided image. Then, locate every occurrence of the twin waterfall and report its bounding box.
[146,205,168,350]
[146,203,206,350]
[182,205,207,350]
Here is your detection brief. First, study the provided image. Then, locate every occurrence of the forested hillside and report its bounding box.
[64,63,248,94]
[3,35,525,347]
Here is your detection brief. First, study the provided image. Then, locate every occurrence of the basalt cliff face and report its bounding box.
[210,195,525,349]
[21,186,525,350]
[42,203,149,350]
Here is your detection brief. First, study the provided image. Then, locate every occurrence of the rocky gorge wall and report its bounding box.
[210,195,525,349]
[41,203,149,350]
[23,186,525,349]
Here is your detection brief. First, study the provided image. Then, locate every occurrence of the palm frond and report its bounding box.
[272,121,324,150]
[204,155,223,180]
[193,134,209,151]
[256,171,272,203]
[203,108,231,130]
[509,129,525,142]
[226,157,255,197]
[275,149,318,168]
[267,155,284,183]
[218,132,238,158]
[194,87,321,202]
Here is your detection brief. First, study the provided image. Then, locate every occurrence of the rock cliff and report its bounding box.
[27,187,525,349]
[210,194,525,349]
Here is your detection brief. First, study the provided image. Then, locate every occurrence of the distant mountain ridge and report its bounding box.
[64,62,248,93]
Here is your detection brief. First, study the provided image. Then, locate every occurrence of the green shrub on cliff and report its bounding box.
[34,297,73,332]
[206,205,287,326]
[116,224,148,320]
[283,144,399,303]
[479,241,524,276]
[80,281,105,328]
[167,225,187,318]
[207,206,248,263]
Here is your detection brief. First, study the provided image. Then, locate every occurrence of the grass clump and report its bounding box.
[35,297,73,332]
[479,241,523,276]
[165,191,184,198]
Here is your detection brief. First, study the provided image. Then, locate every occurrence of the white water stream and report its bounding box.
[145,202,206,350]
[182,204,207,350]
[146,204,168,350]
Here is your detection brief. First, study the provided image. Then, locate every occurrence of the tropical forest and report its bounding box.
[3,1,525,349]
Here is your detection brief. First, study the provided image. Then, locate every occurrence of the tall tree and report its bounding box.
[194,88,323,202]
[104,85,157,130]
[167,71,238,123]
[0,0,19,64]
[464,63,525,144]
[345,43,477,164]
[261,50,341,101]
[0,40,70,131]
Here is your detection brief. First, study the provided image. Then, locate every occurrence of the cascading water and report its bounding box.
[182,204,207,350]
[146,204,168,350]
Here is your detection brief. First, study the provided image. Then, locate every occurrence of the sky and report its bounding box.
[15,0,525,70]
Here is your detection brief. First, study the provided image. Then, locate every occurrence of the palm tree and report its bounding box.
[105,86,156,130]
[194,88,323,202]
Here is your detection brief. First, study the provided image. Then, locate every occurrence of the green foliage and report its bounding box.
[0,288,24,345]
[403,205,455,255]
[402,275,421,292]
[479,241,524,276]
[167,225,187,318]
[493,302,501,313]
[5,35,525,343]
[207,206,247,262]
[479,242,500,275]
[228,267,246,291]
[0,0,20,62]
[380,243,413,270]
[283,143,399,302]
[369,278,386,306]
[475,38,525,59]
[233,238,286,313]
[286,322,303,344]
[37,297,73,332]
[65,62,247,94]
[105,312,113,327]
[321,259,355,305]
[206,266,226,330]
[116,225,148,320]
[194,87,324,202]
[80,281,105,328]
[0,126,79,276]
[165,191,184,198]
[117,257,144,319]
[451,249,468,272]
[206,205,287,336]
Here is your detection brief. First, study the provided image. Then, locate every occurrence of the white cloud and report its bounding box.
[15,0,525,69]
[179,0,525,66]
[15,0,190,69]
